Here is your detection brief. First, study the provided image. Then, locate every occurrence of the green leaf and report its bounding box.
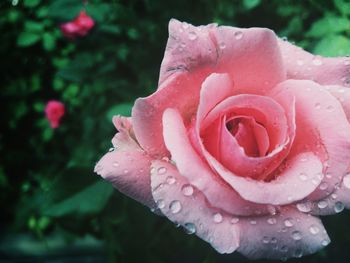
[307,15,350,37]
[42,32,56,51]
[23,0,41,8]
[243,0,261,9]
[24,21,44,32]
[44,180,114,217]
[106,103,133,121]
[17,32,41,47]
[313,34,350,56]
[334,0,350,15]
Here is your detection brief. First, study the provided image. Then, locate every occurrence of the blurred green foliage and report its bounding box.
[1,0,350,262]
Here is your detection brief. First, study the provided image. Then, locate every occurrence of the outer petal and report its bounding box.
[278,39,350,87]
[151,160,240,254]
[95,117,155,208]
[237,207,330,260]
[274,80,350,201]
[327,85,350,121]
[132,20,286,157]
[162,108,270,216]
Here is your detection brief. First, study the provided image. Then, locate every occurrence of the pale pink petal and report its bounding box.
[94,149,155,209]
[274,80,350,201]
[200,94,293,180]
[237,207,330,260]
[278,39,350,87]
[151,160,240,254]
[111,116,140,151]
[206,151,323,205]
[327,85,350,121]
[132,20,286,157]
[162,108,270,216]
[160,20,286,93]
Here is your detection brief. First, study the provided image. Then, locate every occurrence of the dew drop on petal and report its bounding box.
[343,173,350,189]
[181,184,194,196]
[166,176,176,185]
[234,31,243,40]
[112,162,119,167]
[317,200,328,209]
[188,31,198,40]
[184,222,196,234]
[250,220,257,225]
[299,173,308,181]
[291,231,302,241]
[284,218,294,227]
[267,218,277,225]
[309,225,320,235]
[334,201,345,213]
[231,217,239,224]
[156,199,165,209]
[169,200,182,214]
[219,42,226,49]
[322,239,330,246]
[213,212,223,223]
[262,236,270,244]
[312,58,323,66]
[158,167,167,175]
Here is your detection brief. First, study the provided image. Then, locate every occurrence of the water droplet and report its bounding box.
[326,105,334,112]
[213,212,223,223]
[280,246,288,253]
[299,173,308,181]
[314,102,321,109]
[169,200,182,214]
[166,176,176,185]
[181,184,194,196]
[156,199,165,209]
[271,237,277,244]
[112,162,119,167]
[123,169,128,174]
[317,200,328,209]
[284,218,294,227]
[158,167,167,175]
[319,182,328,190]
[108,147,115,152]
[188,31,198,40]
[312,58,323,66]
[180,42,186,48]
[343,173,350,189]
[294,249,303,258]
[250,220,257,225]
[321,239,330,246]
[267,218,277,225]
[292,231,302,240]
[219,42,226,49]
[334,201,345,213]
[309,225,320,235]
[262,236,270,244]
[234,31,243,40]
[184,222,196,234]
[296,202,312,213]
[267,205,277,215]
[231,217,239,224]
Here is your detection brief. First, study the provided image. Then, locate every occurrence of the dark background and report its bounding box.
[1,0,350,262]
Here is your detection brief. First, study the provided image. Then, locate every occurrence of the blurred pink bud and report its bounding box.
[60,11,95,38]
[45,100,65,129]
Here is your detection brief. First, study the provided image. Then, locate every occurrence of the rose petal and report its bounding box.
[162,108,269,216]
[94,149,155,209]
[327,85,350,122]
[132,20,286,157]
[237,207,330,260]
[150,160,240,254]
[206,151,323,205]
[278,39,350,87]
[111,116,140,150]
[273,80,350,201]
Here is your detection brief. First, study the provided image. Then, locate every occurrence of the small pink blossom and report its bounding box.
[45,100,65,129]
[60,11,95,38]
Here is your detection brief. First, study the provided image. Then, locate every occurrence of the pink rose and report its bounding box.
[95,20,350,260]
[60,11,95,38]
[45,100,65,128]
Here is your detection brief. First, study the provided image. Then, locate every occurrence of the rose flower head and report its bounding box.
[60,11,95,38]
[95,20,350,260]
[45,100,65,129]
